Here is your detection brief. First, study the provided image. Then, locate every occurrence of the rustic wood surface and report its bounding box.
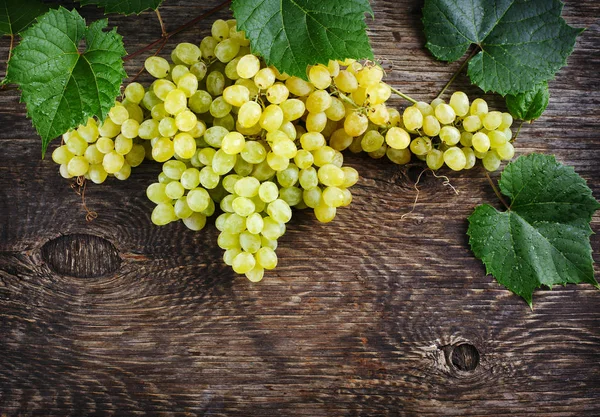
[1,0,599,415]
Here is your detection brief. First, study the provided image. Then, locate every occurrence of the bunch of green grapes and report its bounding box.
[51,97,147,183]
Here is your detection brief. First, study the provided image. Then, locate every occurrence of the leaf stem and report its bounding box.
[155,8,167,38]
[1,34,14,89]
[512,120,524,142]
[436,46,479,99]
[124,0,231,62]
[485,171,510,210]
[389,86,417,104]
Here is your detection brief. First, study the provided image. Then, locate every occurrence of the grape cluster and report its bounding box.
[49,17,516,282]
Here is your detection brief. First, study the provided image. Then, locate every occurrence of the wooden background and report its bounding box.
[1,0,599,415]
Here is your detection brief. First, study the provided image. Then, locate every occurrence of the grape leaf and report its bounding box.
[6,7,127,156]
[422,0,582,95]
[506,82,550,121]
[232,0,374,79]
[0,0,48,35]
[77,0,164,15]
[468,154,600,307]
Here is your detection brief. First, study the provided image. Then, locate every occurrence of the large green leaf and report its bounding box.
[77,0,163,15]
[506,82,550,121]
[422,0,582,95]
[232,0,374,79]
[468,154,600,307]
[0,0,48,35]
[6,7,127,155]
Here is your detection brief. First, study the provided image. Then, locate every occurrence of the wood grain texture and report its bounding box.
[1,0,599,416]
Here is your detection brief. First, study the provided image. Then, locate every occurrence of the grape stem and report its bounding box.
[1,34,14,89]
[155,9,167,38]
[512,120,525,142]
[389,86,417,104]
[436,46,480,99]
[124,0,231,62]
[485,171,510,210]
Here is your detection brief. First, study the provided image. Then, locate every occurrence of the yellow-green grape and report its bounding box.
[265,83,289,105]
[313,146,336,167]
[367,103,390,125]
[402,106,423,132]
[413,101,433,117]
[235,78,260,98]
[314,203,336,223]
[173,133,196,159]
[496,141,515,160]
[145,56,170,79]
[222,85,249,107]
[368,144,387,160]
[123,101,144,124]
[280,99,305,121]
[220,132,245,155]
[171,65,189,84]
[177,72,199,97]
[153,79,175,101]
[120,119,139,139]
[152,137,175,162]
[174,42,201,65]
[222,174,240,194]
[175,110,198,132]
[277,165,299,188]
[260,105,284,132]
[294,149,314,169]
[483,151,501,171]
[423,115,441,137]
[98,117,121,138]
[267,199,292,223]
[188,90,212,114]
[384,127,410,150]
[324,97,345,122]
[449,91,469,117]
[138,119,159,140]
[147,183,170,204]
[483,111,503,131]
[215,38,240,63]
[164,89,188,115]
[356,65,384,88]
[225,57,241,80]
[307,64,331,90]
[439,125,461,146]
[322,186,345,208]
[236,101,262,128]
[499,112,513,130]
[233,176,260,198]
[426,149,444,170]
[361,130,384,153]
[203,126,228,148]
[488,130,508,149]
[240,231,262,253]
[334,70,358,93]
[255,247,277,270]
[240,140,267,164]
[237,54,260,79]
[174,198,193,219]
[280,121,297,140]
[89,164,108,184]
[114,135,133,156]
[150,103,168,121]
[211,19,230,40]
[199,166,220,189]
[502,128,513,141]
[266,152,289,171]
[206,71,225,96]
[187,188,211,212]
[430,98,444,109]
[165,181,184,200]
[252,160,276,183]
[229,25,249,46]
[189,121,207,138]
[285,76,313,96]
[298,132,323,153]
[199,36,218,60]
[66,132,88,155]
[470,98,488,116]
[78,120,99,143]
[232,197,255,217]
[317,164,345,187]
[306,90,332,113]
[103,151,125,174]
[232,252,255,274]
[306,112,327,132]
[303,187,322,208]
[472,132,491,153]
[409,136,432,156]
[96,137,114,154]
[462,147,476,169]
[152,203,176,226]
[386,147,411,165]
[67,156,89,177]
[221,212,245,234]
[344,112,369,137]
[341,167,359,189]
[460,131,473,147]
[52,145,73,164]
[462,115,483,132]
[299,167,318,189]
[126,144,146,168]
[210,96,232,118]
[443,147,467,171]
[142,90,162,111]
[158,117,177,137]
[183,212,207,231]
[327,60,340,76]
[163,160,187,180]
[212,149,237,175]
[434,103,456,125]
[271,138,297,159]
[388,108,401,127]
[347,136,363,154]
[473,149,488,159]
[254,67,276,89]
[258,181,279,203]
[124,82,145,104]
[365,82,391,105]
[330,129,354,151]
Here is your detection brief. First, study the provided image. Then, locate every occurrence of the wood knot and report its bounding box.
[450,343,480,372]
[41,234,121,278]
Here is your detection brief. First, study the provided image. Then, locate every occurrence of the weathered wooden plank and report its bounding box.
[0,0,599,416]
